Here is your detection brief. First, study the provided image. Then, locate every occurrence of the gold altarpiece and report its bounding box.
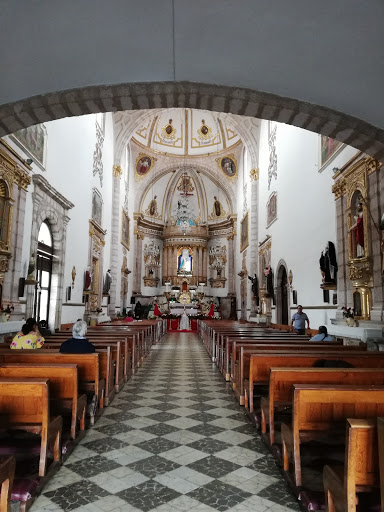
[332,154,382,320]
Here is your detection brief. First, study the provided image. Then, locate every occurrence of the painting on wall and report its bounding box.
[319,136,344,170]
[217,155,237,178]
[266,192,277,227]
[92,189,103,226]
[135,154,154,177]
[240,211,249,253]
[121,209,130,250]
[12,124,47,167]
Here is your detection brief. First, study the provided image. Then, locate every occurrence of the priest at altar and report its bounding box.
[180,308,190,330]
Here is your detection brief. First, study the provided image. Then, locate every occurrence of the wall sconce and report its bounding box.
[332,167,339,174]
[25,159,33,165]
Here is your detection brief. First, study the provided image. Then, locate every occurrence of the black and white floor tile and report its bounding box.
[29,332,300,512]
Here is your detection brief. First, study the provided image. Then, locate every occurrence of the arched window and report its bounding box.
[0,179,11,250]
[34,221,53,324]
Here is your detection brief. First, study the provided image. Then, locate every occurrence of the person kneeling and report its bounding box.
[60,320,95,353]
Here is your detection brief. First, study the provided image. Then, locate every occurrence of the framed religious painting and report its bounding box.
[216,154,237,179]
[11,123,47,169]
[121,209,130,250]
[319,135,344,171]
[91,188,103,227]
[240,211,249,252]
[266,192,277,227]
[135,153,154,178]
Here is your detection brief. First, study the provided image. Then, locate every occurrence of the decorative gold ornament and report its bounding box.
[113,165,122,178]
[332,178,346,199]
[197,119,212,141]
[249,168,259,181]
[161,119,177,140]
[179,292,191,304]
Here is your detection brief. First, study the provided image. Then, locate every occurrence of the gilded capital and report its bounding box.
[113,165,122,178]
[332,178,346,199]
[249,168,259,181]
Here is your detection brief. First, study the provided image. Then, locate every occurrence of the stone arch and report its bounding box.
[275,259,290,325]
[28,175,74,330]
[1,82,383,161]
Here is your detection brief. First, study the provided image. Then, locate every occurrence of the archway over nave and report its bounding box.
[1,82,384,162]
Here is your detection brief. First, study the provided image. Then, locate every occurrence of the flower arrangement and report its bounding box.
[0,304,14,314]
[341,307,354,319]
[93,307,103,316]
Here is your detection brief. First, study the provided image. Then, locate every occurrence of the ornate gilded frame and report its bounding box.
[216,154,237,180]
[135,153,156,180]
[240,211,249,253]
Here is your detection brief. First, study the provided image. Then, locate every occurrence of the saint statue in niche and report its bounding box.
[146,195,158,217]
[350,197,364,258]
[213,196,222,217]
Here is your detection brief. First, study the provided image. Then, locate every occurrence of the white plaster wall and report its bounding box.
[257,120,358,327]
[5,114,118,325]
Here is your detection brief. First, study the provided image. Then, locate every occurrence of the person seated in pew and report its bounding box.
[309,325,335,342]
[11,317,45,349]
[59,320,95,353]
[125,310,134,322]
[313,358,355,368]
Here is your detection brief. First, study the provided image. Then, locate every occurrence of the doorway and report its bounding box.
[33,221,53,324]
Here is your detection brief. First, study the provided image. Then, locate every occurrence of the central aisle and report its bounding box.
[32,333,300,512]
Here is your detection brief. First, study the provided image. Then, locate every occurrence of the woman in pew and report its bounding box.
[59,320,95,353]
[11,317,45,349]
[309,325,335,342]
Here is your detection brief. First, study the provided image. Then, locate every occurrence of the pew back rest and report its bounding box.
[0,378,49,426]
[0,364,78,400]
[270,368,384,404]
[345,418,378,488]
[0,352,100,384]
[293,385,384,433]
[248,353,384,383]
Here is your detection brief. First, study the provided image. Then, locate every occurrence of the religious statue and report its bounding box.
[264,265,274,298]
[84,265,93,291]
[350,198,364,257]
[103,269,112,294]
[148,196,158,216]
[319,241,338,284]
[248,273,260,305]
[213,196,221,217]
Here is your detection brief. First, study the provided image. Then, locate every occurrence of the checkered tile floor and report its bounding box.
[29,332,300,512]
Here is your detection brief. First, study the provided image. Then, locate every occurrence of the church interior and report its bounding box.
[0,2,384,512]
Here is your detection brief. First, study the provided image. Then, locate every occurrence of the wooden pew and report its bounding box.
[0,352,106,413]
[44,336,124,393]
[378,417,384,512]
[231,341,358,397]
[281,384,384,487]
[0,364,86,441]
[261,367,384,445]
[244,351,384,411]
[0,378,62,478]
[323,419,379,512]
[0,456,15,512]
